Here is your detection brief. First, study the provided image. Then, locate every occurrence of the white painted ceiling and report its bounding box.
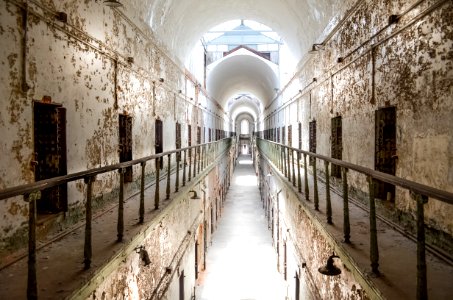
[128,0,343,116]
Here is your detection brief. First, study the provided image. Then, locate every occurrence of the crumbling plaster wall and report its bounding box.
[260,159,368,300]
[85,148,232,300]
[0,0,223,245]
[267,0,453,235]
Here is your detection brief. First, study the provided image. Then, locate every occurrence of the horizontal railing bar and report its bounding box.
[0,138,231,201]
[257,138,453,204]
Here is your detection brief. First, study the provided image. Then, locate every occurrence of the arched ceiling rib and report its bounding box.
[136,0,341,63]
[207,54,279,108]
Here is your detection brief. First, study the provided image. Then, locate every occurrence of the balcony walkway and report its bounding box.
[196,154,286,300]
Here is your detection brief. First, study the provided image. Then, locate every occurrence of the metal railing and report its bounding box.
[0,137,233,300]
[256,137,453,300]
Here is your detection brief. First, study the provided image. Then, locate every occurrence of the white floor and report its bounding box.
[196,155,286,300]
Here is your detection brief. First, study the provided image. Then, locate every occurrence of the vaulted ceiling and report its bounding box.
[128,0,344,120]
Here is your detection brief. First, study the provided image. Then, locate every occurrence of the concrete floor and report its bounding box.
[196,154,286,300]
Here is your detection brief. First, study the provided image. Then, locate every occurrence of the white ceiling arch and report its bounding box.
[207,53,279,109]
[133,0,342,63]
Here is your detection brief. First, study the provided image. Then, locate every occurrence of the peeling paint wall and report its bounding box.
[267,0,453,236]
[0,0,225,248]
[85,149,232,300]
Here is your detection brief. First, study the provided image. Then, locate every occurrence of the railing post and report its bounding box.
[304,153,309,201]
[283,146,287,177]
[182,150,187,187]
[166,154,171,200]
[155,158,160,210]
[368,176,379,274]
[280,146,284,173]
[193,146,197,178]
[25,191,40,300]
[291,149,296,187]
[287,147,291,180]
[139,162,146,223]
[84,176,95,269]
[175,153,180,192]
[117,168,125,242]
[313,158,319,210]
[325,162,332,224]
[342,167,350,243]
[297,151,302,193]
[188,148,192,182]
[415,193,428,300]
[198,146,201,174]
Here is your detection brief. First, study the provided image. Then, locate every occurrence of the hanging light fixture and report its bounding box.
[318,253,341,276]
[104,0,123,8]
[135,246,151,266]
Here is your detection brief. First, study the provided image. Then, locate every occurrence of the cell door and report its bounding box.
[375,107,396,200]
[119,114,133,182]
[331,116,342,178]
[155,119,163,169]
[295,271,300,300]
[195,241,199,280]
[309,121,316,165]
[208,128,212,142]
[34,101,67,214]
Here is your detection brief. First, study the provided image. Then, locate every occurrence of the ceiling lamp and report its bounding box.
[104,0,123,8]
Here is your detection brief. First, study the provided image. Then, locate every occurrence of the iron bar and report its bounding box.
[325,162,332,224]
[182,150,187,187]
[84,176,95,269]
[291,149,296,186]
[297,151,302,193]
[313,158,319,210]
[368,176,379,274]
[304,154,309,201]
[416,193,428,300]
[139,162,146,223]
[117,168,125,242]
[342,167,350,243]
[26,191,40,300]
[155,158,160,210]
[188,148,192,182]
[166,154,171,200]
[193,146,197,178]
[175,153,180,192]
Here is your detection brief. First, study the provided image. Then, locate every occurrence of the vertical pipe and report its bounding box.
[26,191,40,300]
[304,154,309,201]
[416,193,428,300]
[84,176,95,269]
[313,158,319,210]
[155,158,160,210]
[182,150,187,187]
[166,154,171,200]
[139,162,146,223]
[342,167,350,243]
[117,169,125,242]
[368,176,379,274]
[325,162,332,224]
[297,151,302,193]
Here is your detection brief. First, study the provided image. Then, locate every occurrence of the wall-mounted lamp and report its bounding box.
[318,253,341,276]
[309,43,324,54]
[388,14,400,25]
[159,77,165,83]
[103,0,123,7]
[188,190,200,200]
[127,57,134,64]
[135,246,151,266]
[337,57,344,63]
[55,12,68,23]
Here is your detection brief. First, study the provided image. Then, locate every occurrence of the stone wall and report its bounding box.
[0,0,225,248]
[266,0,453,236]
